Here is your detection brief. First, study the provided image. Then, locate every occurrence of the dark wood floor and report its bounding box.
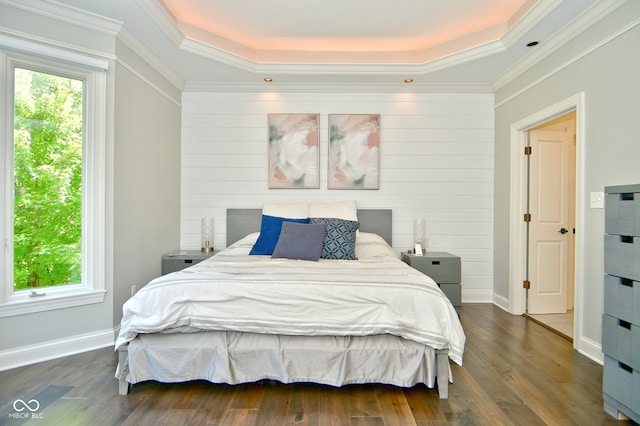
[0,304,632,425]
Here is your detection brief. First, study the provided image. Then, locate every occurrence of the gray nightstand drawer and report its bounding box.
[402,252,461,312]
[162,251,217,275]
[440,283,461,307]
[402,252,461,284]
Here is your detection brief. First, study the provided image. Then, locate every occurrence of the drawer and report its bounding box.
[162,251,217,275]
[606,192,640,236]
[440,283,461,308]
[162,257,201,274]
[605,234,640,281]
[402,253,461,284]
[603,356,640,411]
[602,314,640,370]
[604,275,640,324]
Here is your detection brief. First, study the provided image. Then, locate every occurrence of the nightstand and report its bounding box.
[402,252,461,313]
[162,250,217,275]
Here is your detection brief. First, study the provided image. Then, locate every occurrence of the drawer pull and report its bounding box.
[620,277,634,287]
[431,261,441,265]
[619,362,633,373]
[618,319,632,330]
[620,235,633,244]
[184,259,193,264]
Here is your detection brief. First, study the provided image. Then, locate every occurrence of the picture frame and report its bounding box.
[268,113,320,189]
[328,114,380,190]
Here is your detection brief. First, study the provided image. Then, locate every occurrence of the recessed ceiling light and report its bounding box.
[526,41,539,47]
[264,77,273,82]
[404,79,414,83]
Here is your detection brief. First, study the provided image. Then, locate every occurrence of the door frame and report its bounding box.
[508,93,585,350]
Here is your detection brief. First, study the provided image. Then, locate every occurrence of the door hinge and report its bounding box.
[523,280,531,289]
[524,146,532,156]
[524,213,531,222]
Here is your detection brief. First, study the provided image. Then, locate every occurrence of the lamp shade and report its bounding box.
[413,218,427,246]
[201,217,214,252]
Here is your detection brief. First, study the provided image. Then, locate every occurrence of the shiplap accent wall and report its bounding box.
[180,91,494,300]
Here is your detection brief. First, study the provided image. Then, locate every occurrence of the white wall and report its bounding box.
[180,91,495,301]
[494,1,640,358]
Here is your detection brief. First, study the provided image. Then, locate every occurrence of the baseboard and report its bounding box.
[577,335,604,365]
[491,293,510,311]
[461,289,493,304]
[0,328,115,372]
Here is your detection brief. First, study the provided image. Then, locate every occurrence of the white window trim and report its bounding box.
[0,42,107,318]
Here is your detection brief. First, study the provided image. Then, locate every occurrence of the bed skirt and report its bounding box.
[116,331,451,398]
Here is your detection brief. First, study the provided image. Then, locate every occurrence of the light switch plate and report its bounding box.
[590,191,604,209]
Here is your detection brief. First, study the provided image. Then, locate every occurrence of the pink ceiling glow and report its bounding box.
[158,0,533,62]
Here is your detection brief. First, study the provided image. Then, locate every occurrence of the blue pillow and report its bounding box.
[272,222,327,261]
[309,217,359,260]
[249,215,310,255]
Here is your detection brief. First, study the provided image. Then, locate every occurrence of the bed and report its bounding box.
[115,204,465,399]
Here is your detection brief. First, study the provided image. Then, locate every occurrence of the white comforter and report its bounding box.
[115,232,465,365]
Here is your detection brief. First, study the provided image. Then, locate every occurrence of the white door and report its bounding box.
[527,130,574,314]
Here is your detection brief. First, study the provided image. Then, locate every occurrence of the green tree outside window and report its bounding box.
[13,68,83,289]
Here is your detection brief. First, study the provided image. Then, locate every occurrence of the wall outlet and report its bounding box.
[131,285,137,296]
[590,191,604,209]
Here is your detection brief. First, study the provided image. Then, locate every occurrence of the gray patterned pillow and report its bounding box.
[309,217,359,260]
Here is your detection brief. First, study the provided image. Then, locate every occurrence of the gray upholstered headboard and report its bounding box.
[226,209,392,247]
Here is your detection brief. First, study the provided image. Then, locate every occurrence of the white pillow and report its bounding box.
[262,202,310,219]
[309,200,358,221]
[356,232,398,259]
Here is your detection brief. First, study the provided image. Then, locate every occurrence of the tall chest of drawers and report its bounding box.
[603,184,640,421]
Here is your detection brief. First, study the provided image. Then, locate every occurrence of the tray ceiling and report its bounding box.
[10,0,616,88]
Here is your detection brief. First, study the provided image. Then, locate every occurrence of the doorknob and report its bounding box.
[559,227,569,234]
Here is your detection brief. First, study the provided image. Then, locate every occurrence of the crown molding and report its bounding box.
[1,0,121,36]
[180,34,508,79]
[115,56,182,106]
[2,0,185,91]
[500,0,564,47]
[180,36,257,73]
[117,26,185,90]
[135,0,183,46]
[492,0,628,90]
[183,81,493,94]
[136,0,559,79]
[494,15,640,108]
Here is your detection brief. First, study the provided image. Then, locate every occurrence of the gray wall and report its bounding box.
[112,40,182,327]
[0,5,181,358]
[494,1,640,348]
[0,4,115,354]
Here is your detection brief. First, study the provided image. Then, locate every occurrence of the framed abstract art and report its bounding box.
[268,113,320,189]
[328,114,380,189]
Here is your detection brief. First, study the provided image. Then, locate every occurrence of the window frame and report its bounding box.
[0,45,107,318]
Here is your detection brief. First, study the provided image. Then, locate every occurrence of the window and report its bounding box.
[1,44,107,317]
[13,68,83,290]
